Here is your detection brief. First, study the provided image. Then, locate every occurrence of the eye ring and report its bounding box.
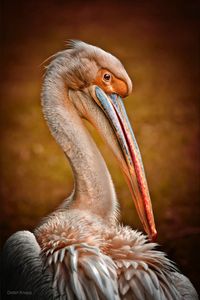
[103,73,111,82]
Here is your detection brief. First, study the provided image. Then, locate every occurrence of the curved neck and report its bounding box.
[42,60,118,222]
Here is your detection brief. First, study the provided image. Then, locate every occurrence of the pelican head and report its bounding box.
[44,40,157,241]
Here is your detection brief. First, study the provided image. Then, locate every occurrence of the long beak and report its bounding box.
[91,86,157,241]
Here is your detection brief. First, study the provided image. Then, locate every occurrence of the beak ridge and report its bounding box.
[92,86,157,241]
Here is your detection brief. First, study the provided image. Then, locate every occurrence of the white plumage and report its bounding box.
[2,41,198,300]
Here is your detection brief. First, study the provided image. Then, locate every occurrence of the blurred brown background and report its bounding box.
[0,0,200,294]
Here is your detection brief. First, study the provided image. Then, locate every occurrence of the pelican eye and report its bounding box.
[103,73,111,82]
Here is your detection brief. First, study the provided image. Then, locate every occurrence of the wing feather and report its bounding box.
[129,277,145,300]
[2,230,55,299]
[46,243,119,299]
[170,272,199,300]
[78,272,100,300]
[137,270,153,296]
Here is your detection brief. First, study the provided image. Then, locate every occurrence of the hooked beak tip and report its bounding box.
[149,229,157,242]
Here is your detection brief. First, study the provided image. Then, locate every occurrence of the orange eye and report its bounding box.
[103,73,111,82]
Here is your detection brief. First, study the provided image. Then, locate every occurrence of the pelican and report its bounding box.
[2,40,198,300]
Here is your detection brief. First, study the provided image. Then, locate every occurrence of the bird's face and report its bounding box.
[93,68,128,97]
[68,41,157,240]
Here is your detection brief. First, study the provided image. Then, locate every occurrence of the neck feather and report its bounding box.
[42,58,118,222]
